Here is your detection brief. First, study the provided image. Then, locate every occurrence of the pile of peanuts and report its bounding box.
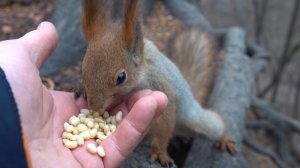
[62,109,123,157]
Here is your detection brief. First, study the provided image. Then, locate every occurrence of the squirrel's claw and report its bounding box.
[216,134,238,154]
[151,152,174,167]
[73,85,86,100]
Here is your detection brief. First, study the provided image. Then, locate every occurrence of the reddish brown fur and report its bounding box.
[168,28,218,106]
[81,0,145,111]
[122,0,144,57]
[81,0,234,166]
[123,0,138,45]
[151,102,177,164]
[81,0,176,164]
[168,27,237,155]
[82,0,112,41]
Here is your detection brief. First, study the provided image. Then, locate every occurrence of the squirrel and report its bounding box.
[80,0,237,165]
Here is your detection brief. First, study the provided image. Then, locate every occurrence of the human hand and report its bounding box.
[0,22,168,168]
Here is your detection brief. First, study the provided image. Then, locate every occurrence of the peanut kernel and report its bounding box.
[103,111,109,119]
[65,125,74,133]
[115,111,123,122]
[62,108,117,158]
[69,116,80,126]
[93,112,100,118]
[80,130,91,140]
[77,134,84,146]
[87,143,97,154]
[97,146,106,157]
[63,139,78,149]
[87,121,94,128]
[90,129,97,138]
[77,124,88,132]
[70,135,78,141]
[80,109,90,115]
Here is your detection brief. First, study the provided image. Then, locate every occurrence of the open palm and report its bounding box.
[0,22,167,168]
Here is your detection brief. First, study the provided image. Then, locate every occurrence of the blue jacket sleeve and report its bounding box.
[0,67,29,168]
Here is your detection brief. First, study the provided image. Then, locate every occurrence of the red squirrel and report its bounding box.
[80,0,236,165]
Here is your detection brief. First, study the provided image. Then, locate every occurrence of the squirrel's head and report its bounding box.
[81,0,143,113]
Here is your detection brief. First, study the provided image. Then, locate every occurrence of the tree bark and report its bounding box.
[184,27,252,168]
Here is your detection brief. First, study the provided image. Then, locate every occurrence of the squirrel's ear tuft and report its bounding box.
[82,0,112,41]
[123,0,144,64]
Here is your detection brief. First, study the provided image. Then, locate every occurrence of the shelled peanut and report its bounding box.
[62,109,123,157]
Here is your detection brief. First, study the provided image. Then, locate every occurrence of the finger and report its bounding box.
[110,89,155,116]
[74,95,88,109]
[125,90,167,116]
[126,89,152,110]
[148,91,168,118]
[101,95,161,168]
[19,21,58,68]
[72,140,104,168]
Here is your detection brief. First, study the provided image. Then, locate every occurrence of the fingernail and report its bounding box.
[37,22,47,30]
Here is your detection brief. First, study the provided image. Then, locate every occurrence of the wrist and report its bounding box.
[0,67,30,167]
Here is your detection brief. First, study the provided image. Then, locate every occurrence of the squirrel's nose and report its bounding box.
[87,98,95,107]
[88,99,100,109]
[87,98,106,114]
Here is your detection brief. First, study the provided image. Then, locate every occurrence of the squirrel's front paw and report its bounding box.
[151,150,174,167]
[73,85,86,100]
[215,133,238,154]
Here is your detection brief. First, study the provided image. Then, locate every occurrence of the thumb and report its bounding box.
[19,21,58,68]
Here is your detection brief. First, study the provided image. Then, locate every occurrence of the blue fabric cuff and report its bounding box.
[0,67,28,168]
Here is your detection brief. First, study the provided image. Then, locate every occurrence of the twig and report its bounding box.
[287,40,300,58]
[271,126,294,165]
[246,41,271,60]
[246,120,274,130]
[291,137,300,162]
[246,119,295,166]
[293,75,300,117]
[243,138,286,168]
[259,0,300,100]
[251,97,300,133]
[270,0,300,102]
[251,0,269,44]
[246,41,271,77]
[250,97,300,166]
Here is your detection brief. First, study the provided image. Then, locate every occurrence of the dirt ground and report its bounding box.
[0,1,298,168]
[0,1,54,40]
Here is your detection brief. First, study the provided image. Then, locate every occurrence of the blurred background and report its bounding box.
[0,0,299,167]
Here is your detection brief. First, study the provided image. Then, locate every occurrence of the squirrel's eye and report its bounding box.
[116,70,127,85]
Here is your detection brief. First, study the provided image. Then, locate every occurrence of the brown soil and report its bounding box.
[0,1,54,40]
